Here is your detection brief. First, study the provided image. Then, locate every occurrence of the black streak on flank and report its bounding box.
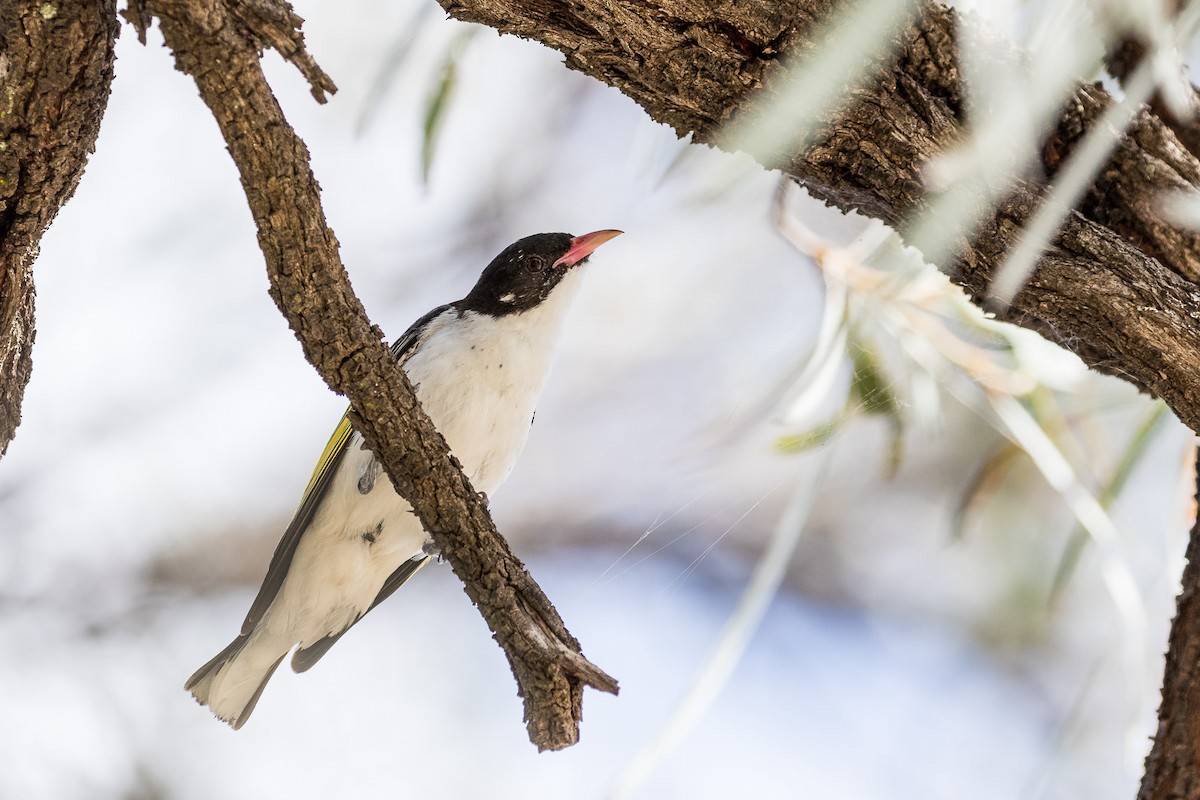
[361,522,382,545]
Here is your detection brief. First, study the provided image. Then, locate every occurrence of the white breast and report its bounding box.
[404,269,584,493]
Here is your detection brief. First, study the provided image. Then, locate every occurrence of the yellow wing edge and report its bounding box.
[298,410,355,507]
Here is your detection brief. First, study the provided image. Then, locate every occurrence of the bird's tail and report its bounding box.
[184,634,287,729]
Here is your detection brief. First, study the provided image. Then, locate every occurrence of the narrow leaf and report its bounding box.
[848,338,905,473]
[776,417,844,453]
[950,440,1021,540]
[849,339,900,418]
[421,30,475,185]
[1049,401,1169,602]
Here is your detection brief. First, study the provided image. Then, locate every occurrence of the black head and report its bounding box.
[460,230,621,316]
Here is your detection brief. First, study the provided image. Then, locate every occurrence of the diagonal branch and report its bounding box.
[129,0,616,751]
[0,0,119,456]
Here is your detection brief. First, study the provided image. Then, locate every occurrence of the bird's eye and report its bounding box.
[524,255,547,272]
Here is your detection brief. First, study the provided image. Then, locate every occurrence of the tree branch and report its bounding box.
[435,0,1200,434]
[0,0,118,455]
[1139,447,1200,800]
[131,0,616,751]
[1107,33,1200,163]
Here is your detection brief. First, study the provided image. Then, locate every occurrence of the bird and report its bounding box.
[185,229,622,728]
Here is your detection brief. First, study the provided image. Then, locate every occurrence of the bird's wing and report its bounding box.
[239,304,454,635]
[290,554,432,672]
[239,412,355,634]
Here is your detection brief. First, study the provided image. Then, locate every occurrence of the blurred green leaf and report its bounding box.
[848,337,905,474]
[777,417,845,453]
[849,340,897,417]
[1048,401,1169,603]
[421,30,475,185]
[951,440,1022,540]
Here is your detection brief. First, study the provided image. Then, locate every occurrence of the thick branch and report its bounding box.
[0,0,118,455]
[133,0,615,750]
[1139,449,1200,800]
[1108,35,1200,163]
[436,0,1200,434]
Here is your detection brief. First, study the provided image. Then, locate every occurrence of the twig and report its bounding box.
[129,0,616,750]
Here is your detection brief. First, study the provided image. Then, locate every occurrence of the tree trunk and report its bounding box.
[1139,452,1200,800]
[0,0,118,455]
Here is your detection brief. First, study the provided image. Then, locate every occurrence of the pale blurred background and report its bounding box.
[0,1,1196,798]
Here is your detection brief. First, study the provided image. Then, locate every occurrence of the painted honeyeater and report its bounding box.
[185,229,623,728]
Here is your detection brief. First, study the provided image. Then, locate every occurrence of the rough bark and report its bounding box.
[1108,34,1200,163]
[128,0,616,751]
[1139,449,1200,800]
[436,0,1200,435]
[1035,83,1200,283]
[0,0,118,455]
